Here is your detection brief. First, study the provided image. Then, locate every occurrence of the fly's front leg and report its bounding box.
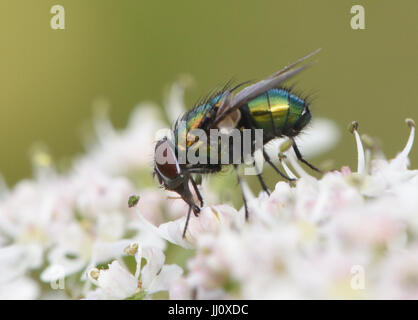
[234,164,249,221]
[250,157,270,195]
[182,205,193,239]
[181,178,201,217]
[190,175,204,207]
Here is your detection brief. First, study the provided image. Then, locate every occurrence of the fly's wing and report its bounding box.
[265,48,321,80]
[212,48,321,128]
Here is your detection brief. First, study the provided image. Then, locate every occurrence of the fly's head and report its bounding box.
[153,137,201,214]
[153,137,185,191]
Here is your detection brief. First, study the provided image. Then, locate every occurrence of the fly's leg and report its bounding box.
[257,173,270,195]
[262,149,295,181]
[182,205,193,239]
[245,119,288,188]
[181,178,202,238]
[234,164,249,221]
[251,158,270,195]
[292,140,322,173]
[190,176,204,207]
[181,179,201,216]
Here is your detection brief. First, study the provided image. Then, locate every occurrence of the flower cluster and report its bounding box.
[160,119,418,299]
[0,83,189,299]
[0,79,417,299]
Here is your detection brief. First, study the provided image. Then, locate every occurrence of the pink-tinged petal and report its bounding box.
[146,264,183,294]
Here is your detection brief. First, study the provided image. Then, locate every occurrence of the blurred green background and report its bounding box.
[1,0,417,186]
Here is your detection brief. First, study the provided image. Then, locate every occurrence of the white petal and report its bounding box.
[295,118,340,158]
[90,239,132,267]
[84,288,108,300]
[0,276,40,300]
[41,246,86,282]
[146,264,183,295]
[93,261,138,300]
[265,117,339,161]
[137,211,192,249]
[141,246,166,289]
[0,244,43,283]
[96,213,126,241]
[169,277,192,300]
[157,218,193,248]
[164,80,189,124]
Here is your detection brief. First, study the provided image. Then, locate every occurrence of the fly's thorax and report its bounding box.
[217,109,241,134]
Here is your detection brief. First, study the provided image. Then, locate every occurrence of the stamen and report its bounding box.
[287,152,311,178]
[134,244,143,280]
[349,121,365,175]
[399,118,416,160]
[280,139,293,153]
[278,154,298,180]
[124,242,139,255]
[361,134,377,173]
[87,268,100,286]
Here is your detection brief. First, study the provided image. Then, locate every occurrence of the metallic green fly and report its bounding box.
[154,49,321,237]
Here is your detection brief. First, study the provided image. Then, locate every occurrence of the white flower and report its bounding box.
[138,205,240,249]
[0,81,190,299]
[75,104,165,176]
[86,261,138,300]
[85,244,183,299]
[162,118,418,299]
[3,74,418,301]
[0,276,40,300]
[265,117,340,161]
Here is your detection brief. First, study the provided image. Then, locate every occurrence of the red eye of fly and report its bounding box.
[154,139,180,179]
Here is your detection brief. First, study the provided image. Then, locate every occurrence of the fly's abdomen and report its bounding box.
[242,88,308,139]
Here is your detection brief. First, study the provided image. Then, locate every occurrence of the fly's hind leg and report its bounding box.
[262,149,295,181]
[291,139,322,173]
[234,164,249,221]
[250,157,270,195]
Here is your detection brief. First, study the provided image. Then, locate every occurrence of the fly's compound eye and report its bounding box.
[154,139,181,183]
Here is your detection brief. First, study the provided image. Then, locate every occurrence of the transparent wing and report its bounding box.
[212,48,321,128]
